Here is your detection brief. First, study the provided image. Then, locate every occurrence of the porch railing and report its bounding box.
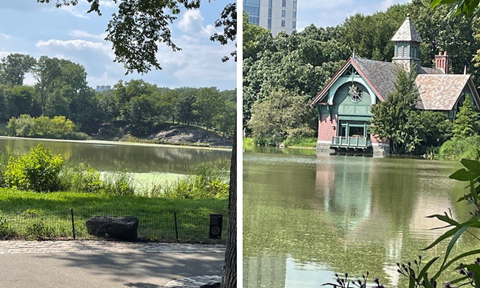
[331,136,371,149]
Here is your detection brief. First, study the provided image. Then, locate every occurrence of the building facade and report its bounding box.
[244,0,297,35]
[310,15,480,157]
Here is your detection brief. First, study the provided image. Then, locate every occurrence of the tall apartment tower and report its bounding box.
[244,0,298,35]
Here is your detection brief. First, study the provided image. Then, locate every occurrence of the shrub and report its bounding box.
[4,144,64,192]
[60,162,103,193]
[438,135,480,160]
[102,171,136,195]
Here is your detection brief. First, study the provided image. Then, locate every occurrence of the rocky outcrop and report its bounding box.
[86,215,139,240]
[148,125,232,147]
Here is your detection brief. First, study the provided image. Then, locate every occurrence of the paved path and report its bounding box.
[0,240,225,288]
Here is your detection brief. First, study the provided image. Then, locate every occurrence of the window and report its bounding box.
[282,0,286,7]
[397,46,403,57]
[293,11,297,18]
[281,20,285,27]
[292,21,296,29]
[282,10,286,17]
[293,1,297,9]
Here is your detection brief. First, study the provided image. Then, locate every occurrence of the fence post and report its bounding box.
[70,208,76,240]
[174,211,179,243]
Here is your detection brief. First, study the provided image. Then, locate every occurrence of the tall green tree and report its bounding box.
[0,53,36,86]
[370,68,449,154]
[453,96,478,138]
[194,87,224,130]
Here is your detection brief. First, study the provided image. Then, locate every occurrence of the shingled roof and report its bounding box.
[416,74,471,110]
[391,15,423,43]
[310,57,444,106]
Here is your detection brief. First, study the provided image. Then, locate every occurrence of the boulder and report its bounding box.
[86,215,139,240]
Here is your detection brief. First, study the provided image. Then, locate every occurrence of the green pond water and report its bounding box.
[243,149,476,288]
[0,137,231,189]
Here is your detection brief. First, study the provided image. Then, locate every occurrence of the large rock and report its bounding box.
[86,215,139,240]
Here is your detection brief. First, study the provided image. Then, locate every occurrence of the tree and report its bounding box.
[38,0,237,74]
[370,68,450,154]
[453,96,478,138]
[194,87,223,130]
[430,0,480,17]
[0,54,36,86]
[248,90,315,145]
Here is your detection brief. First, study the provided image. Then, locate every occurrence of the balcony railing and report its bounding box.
[331,136,371,149]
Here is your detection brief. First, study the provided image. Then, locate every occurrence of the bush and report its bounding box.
[4,144,64,192]
[6,115,87,140]
[60,162,103,193]
[438,135,480,160]
[102,171,136,196]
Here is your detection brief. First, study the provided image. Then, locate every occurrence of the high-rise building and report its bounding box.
[244,0,297,35]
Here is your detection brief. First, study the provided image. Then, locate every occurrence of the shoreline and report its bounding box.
[0,136,232,151]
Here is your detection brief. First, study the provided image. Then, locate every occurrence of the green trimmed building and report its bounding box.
[309,15,480,157]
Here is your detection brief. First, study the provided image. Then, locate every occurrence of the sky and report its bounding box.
[0,0,236,91]
[296,0,412,31]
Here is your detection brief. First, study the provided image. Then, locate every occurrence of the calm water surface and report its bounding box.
[244,149,471,288]
[0,137,231,175]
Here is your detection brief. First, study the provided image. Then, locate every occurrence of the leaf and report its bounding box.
[463,263,480,288]
[461,159,480,175]
[418,257,439,280]
[427,214,460,226]
[450,168,476,181]
[435,249,480,279]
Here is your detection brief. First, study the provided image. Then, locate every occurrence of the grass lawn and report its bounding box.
[0,188,228,243]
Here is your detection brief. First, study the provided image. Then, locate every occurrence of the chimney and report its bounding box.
[435,51,451,74]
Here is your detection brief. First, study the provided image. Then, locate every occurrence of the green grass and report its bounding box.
[283,137,317,148]
[0,188,228,242]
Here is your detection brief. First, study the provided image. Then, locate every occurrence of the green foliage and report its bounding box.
[248,90,316,145]
[430,0,480,17]
[4,144,64,192]
[453,96,478,138]
[7,115,88,140]
[0,53,36,86]
[101,172,136,196]
[439,135,480,160]
[370,69,450,154]
[60,162,103,193]
[0,217,14,238]
[283,137,318,148]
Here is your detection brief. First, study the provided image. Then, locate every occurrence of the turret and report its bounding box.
[391,14,422,72]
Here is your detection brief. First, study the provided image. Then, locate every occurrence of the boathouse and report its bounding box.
[309,15,480,157]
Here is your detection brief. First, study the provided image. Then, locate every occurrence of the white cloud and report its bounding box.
[60,5,89,19]
[178,10,221,37]
[36,39,109,54]
[0,33,11,40]
[69,30,107,40]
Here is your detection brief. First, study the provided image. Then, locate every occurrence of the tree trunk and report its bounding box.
[221,126,236,288]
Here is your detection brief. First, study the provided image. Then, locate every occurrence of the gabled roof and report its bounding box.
[416,74,479,110]
[391,15,423,43]
[310,57,443,107]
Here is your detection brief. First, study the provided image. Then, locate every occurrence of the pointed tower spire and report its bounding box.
[391,14,422,72]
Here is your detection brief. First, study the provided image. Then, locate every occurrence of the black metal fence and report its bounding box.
[0,208,228,243]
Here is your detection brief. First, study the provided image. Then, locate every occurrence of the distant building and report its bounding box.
[244,0,297,35]
[95,85,112,92]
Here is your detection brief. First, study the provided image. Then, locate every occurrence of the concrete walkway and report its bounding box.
[0,240,225,288]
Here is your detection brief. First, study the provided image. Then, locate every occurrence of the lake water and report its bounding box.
[0,137,232,188]
[243,149,473,288]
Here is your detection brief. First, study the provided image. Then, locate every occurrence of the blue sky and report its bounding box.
[0,0,236,90]
[296,0,412,30]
